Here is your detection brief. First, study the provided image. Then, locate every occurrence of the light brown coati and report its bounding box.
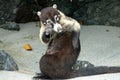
[33,4,120,79]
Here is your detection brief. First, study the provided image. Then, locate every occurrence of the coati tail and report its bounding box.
[71,66,120,77]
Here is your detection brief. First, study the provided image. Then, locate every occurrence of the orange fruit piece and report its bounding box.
[24,44,32,51]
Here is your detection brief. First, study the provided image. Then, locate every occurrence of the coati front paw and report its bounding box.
[53,23,62,33]
[33,73,50,80]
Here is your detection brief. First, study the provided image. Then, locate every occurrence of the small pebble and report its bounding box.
[106,30,109,32]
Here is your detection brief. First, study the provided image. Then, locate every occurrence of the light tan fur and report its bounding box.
[39,22,45,44]
[57,10,81,48]
[58,10,81,35]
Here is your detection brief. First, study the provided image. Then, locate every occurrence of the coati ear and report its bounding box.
[53,4,57,9]
[37,11,41,17]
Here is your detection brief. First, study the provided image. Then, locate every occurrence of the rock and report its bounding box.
[0,50,18,71]
[73,0,120,26]
[72,60,94,70]
[0,22,20,31]
[14,0,39,23]
[0,0,19,24]
[54,0,75,16]
[1,0,119,26]
[14,0,75,23]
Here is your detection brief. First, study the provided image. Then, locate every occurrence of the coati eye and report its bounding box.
[54,15,60,22]
[46,19,52,23]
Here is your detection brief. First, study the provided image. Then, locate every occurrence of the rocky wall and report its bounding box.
[0,0,120,26]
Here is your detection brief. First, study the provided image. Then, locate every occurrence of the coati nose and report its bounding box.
[42,32,51,43]
[44,26,52,38]
[45,32,50,38]
[57,26,62,32]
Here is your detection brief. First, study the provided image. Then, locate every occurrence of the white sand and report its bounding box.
[0,71,33,80]
[0,22,120,79]
[0,71,120,80]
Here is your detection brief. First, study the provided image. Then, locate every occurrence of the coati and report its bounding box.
[39,31,80,79]
[33,31,120,79]
[33,4,120,79]
[37,4,80,49]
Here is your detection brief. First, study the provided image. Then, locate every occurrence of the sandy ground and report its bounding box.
[0,71,120,80]
[0,22,43,74]
[0,22,120,80]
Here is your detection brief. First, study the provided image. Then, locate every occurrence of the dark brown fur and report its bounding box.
[33,31,120,79]
[40,7,60,23]
[34,6,120,79]
[40,31,80,79]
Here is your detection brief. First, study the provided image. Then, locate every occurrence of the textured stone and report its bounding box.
[0,22,20,31]
[0,0,20,24]
[0,50,18,71]
[0,0,120,26]
[73,0,120,26]
[14,0,39,23]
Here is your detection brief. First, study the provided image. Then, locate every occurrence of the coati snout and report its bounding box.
[42,26,54,43]
[42,32,51,43]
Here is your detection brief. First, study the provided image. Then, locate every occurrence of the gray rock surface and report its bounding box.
[0,0,120,26]
[0,22,20,31]
[0,50,18,71]
[0,0,19,24]
[73,0,120,26]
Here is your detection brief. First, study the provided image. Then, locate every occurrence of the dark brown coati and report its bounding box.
[33,31,80,79]
[39,31,80,79]
[33,4,120,79]
[33,31,120,79]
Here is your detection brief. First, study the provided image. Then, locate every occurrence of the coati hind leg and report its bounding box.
[72,31,80,49]
[33,31,80,79]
